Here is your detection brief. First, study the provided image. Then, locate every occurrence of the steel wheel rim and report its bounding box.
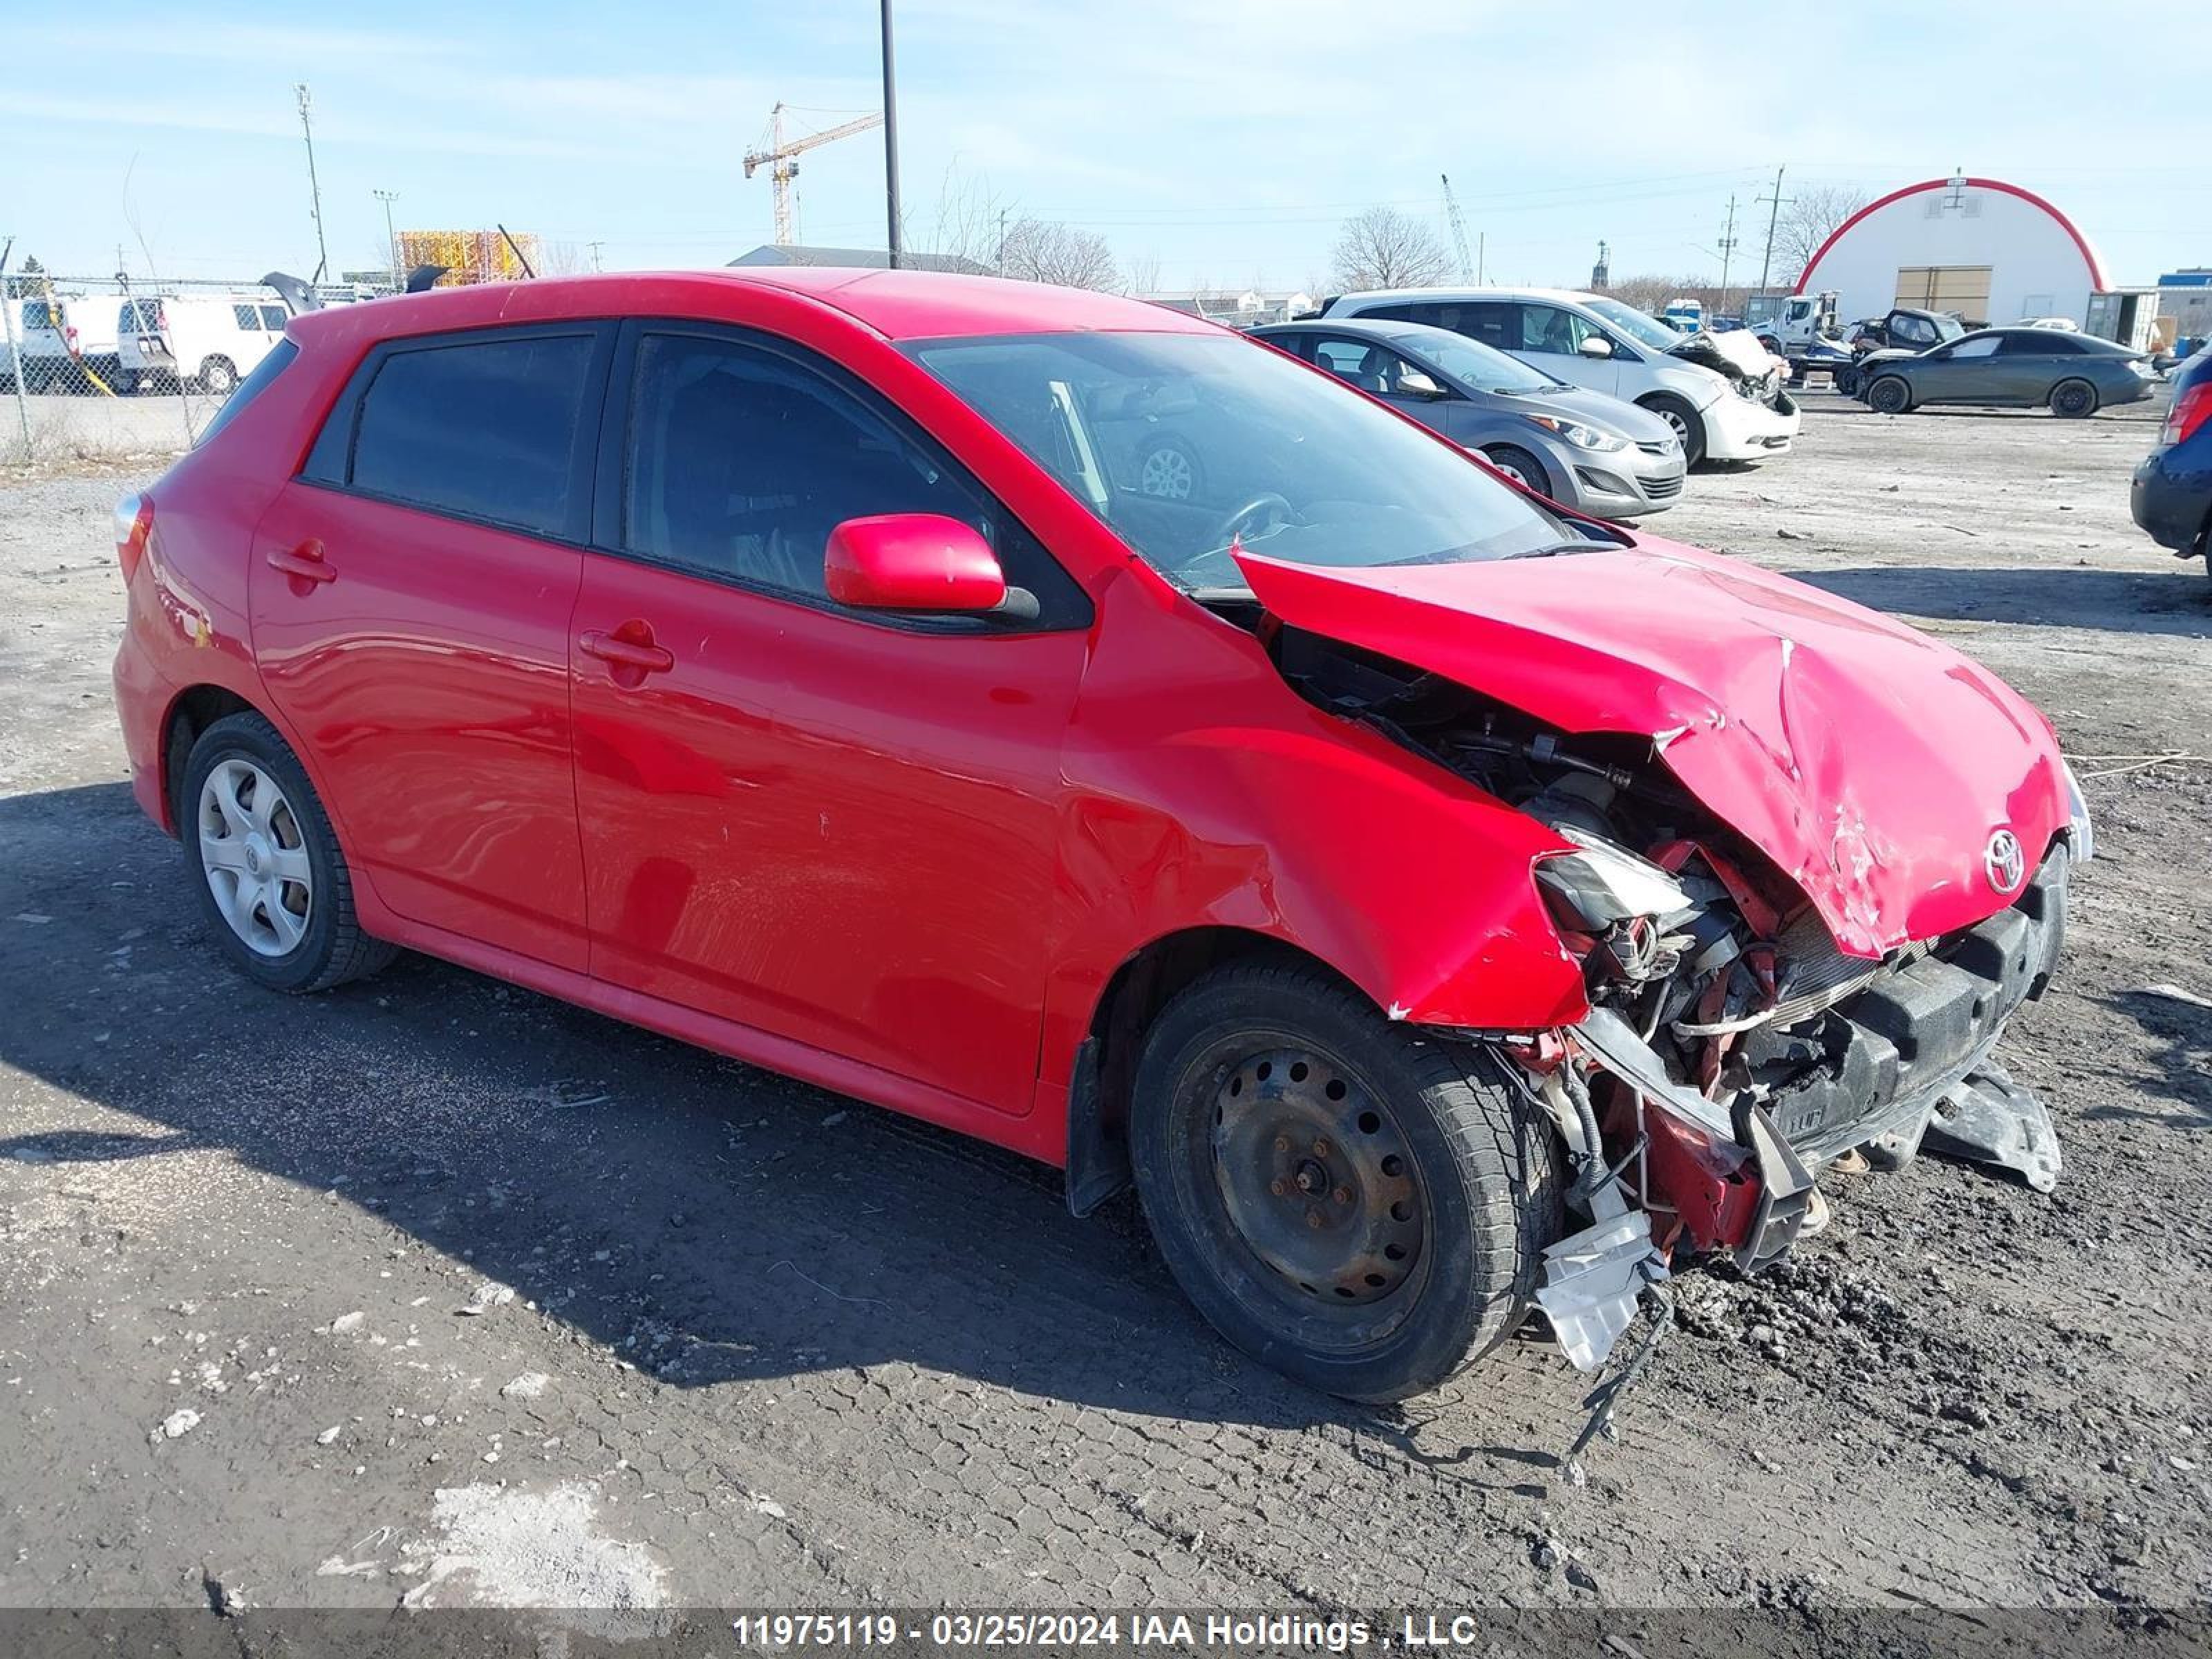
[1208,1047,1425,1311]
[198,759,312,957]
[1141,444,1194,500]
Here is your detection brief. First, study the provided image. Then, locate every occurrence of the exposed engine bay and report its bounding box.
[1268,622,2075,1377]
[1667,327,1801,413]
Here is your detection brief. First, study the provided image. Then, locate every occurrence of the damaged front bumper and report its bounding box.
[1528,845,2072,1371]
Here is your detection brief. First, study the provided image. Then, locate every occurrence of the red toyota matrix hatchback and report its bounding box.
[112,270,2090,1401]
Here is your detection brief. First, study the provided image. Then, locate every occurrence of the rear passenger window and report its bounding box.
[232,303,260,330]
[348,335,594,536]
[260,305,288,331]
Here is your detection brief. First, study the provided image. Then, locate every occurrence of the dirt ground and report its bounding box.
[1,389,2207,1632]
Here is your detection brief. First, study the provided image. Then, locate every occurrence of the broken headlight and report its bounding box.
[1537,827,1694,928]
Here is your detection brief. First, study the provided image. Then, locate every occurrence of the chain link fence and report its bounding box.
[0,270,383,469]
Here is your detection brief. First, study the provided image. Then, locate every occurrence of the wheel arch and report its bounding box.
[158,683,260,834]
[1063,926,1374,1217]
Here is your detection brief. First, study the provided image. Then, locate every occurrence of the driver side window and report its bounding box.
[1311,337,1421,396]
[1942,336,2003,359]
[1517,306,1598,356]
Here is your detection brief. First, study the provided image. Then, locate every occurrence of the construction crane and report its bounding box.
[743,104,885,245]
[1441,174,1474,283]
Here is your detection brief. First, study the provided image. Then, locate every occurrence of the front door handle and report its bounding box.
[267,541,337,584]
[579,626,674,677]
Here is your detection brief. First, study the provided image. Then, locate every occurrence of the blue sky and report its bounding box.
[5,0,2204,292]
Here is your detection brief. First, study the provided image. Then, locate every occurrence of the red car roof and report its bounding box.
[292,268,1217,345]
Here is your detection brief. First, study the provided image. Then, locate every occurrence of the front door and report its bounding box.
[1911,333,2005,403]
[1512,303,1622,396]
[250,324,611,969]
[570,324,1090,1114]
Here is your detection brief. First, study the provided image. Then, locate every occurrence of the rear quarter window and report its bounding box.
[194,339,299,449]
[344,333,595,536]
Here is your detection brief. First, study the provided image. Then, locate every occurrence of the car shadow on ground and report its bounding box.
[0,779,1575,1461]
[1788,565,2212,636]
[2087,991,2212,1131]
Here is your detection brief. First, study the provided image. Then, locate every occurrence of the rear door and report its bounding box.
[1994,330,2079,402]
[250,323,613,969]
[569,321,1090,1114]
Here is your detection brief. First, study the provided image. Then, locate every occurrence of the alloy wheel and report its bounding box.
[198,758,313,957]
[1140,444,1195,500]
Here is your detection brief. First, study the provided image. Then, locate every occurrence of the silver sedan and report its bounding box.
[1250,318,1687,519]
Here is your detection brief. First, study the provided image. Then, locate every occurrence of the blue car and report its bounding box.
[2130,345,2212,586]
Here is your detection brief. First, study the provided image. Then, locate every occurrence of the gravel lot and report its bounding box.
[1,390,2207,1632]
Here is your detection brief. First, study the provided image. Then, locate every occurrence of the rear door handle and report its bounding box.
[267,542,336,584]
[579,628,675,675]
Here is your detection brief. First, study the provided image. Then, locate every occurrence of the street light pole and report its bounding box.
[297,84,329,283]
[373,189,400,292]
[880,0,903,269]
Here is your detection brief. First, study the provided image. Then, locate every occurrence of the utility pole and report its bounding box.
[1716,195,1739,311]
[297,84,329,283]
[588,241,603,273]
[373,189,400,291]
[880,0,903,268]
[1756,166,1790,297]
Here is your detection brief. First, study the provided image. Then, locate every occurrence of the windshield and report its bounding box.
[1395,329,1562,394]
[1581,297,1683,354]
[912,332,1573,591]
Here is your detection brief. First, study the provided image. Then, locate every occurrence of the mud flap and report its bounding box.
[1734,1104,1817,1274]
[1920,1062,2062,1194]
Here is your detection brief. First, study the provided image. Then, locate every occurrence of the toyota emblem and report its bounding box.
[1983,829,2026,895]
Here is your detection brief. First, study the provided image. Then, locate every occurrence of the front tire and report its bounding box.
[1867,375,1912,415]
[197,355,238,397]
[2050,378,2099,418]
[181,712,394,993]
[1480,443,1552,498]
[1639,393,1706,466]
[1128,960,1559,1402]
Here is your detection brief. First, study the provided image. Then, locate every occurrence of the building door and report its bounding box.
[1895,265,1993,326]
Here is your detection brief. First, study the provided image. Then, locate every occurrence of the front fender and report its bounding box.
[1035,570,1586,1095]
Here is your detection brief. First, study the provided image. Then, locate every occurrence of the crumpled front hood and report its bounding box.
[1669,328,1781,382]
[1237,541,2070,957]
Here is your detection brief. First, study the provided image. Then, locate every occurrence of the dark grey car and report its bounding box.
[1249,319,1686,519]
[1855,328,2159,418]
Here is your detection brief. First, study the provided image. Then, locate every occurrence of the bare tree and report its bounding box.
[917,165,1019,271]
[997,217,1120,291]
[1330,206,1450,291]
[1123,249,1163,297]
[1774,184,1868,285]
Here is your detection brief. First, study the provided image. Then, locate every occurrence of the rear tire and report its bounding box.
[1867,375,1912,415]
[2050,378,2099,419]
[181,712,395,994]
[1128,960,1559,1402]
[1480,444,1553,498]
[1639,393,1706,466]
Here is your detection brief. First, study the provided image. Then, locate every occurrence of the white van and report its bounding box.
[118,294,290,395]
[1321,286,1801,465]
[6,294,124,392]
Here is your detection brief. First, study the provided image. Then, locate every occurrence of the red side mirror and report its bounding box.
[824,514,1008,614]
